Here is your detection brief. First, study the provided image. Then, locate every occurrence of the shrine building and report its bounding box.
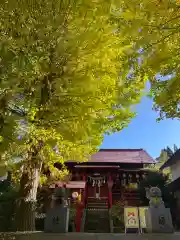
[51,149,154,204]
[47,148,154,232]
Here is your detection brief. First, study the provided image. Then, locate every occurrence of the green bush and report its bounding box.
[111,204,124,233]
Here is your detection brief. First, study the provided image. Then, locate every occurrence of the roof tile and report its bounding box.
[88,149,154,164]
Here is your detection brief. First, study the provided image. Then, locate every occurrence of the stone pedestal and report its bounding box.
[44,205,69,233]
[145,207,174,233]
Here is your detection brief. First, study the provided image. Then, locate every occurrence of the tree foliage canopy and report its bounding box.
[0,0,146,173]
[0,0,149,191]
[1,0,179,230]
[112,0,180,120]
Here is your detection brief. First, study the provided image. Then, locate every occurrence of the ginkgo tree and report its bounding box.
[0,0,146,230]
[112,0,180,120]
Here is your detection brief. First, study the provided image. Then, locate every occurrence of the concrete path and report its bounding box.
[1,232,180,240]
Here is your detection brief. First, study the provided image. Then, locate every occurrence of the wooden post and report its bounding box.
[108,174,113,209]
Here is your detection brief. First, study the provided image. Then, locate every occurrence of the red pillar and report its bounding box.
[82,174,86,181]
[108,174,113,209]
[82,174,87,206]
[75,201,83,232]
[75,174,86,232]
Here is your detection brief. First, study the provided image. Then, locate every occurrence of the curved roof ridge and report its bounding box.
[90,148,154,164]
[99,148,143,151]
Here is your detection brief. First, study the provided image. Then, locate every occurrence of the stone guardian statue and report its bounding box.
[145,186,173,233]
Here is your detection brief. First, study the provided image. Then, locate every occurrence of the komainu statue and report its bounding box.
[145,186,174,233]
[146,186,165,208]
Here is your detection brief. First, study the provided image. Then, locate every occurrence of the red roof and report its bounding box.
[87,149,154,164]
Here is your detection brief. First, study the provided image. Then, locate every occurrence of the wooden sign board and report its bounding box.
[139,207,148,229]
[124,207,139,229]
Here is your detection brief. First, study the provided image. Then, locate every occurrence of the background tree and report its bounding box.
[0,0,146,230]
[139,171,175,210]
[148,145,178,179]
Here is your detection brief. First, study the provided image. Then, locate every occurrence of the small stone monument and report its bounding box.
[44,187,69,233]
[145,186,174,233]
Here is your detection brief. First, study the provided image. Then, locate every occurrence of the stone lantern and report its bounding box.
[44,186,70,233]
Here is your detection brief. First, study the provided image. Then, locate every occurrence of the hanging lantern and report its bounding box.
[121,179,124,186]
[136,173,140,183]
[121,178,126,186]
[98,180,101,187]
[128,174,132,184]
[124,179,127,186]
[72,191,79,200]
[92,180,95,187]
[142,173,146,179]
[136,173,140,179]
[122,173,126,186]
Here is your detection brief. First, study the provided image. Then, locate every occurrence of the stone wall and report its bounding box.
[0,232,180,240]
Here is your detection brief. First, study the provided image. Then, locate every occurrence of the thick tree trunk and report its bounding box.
[15,161,42,231]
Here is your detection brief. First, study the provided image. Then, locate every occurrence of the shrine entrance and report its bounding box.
[87,174,106,199]
[95,184,100,199]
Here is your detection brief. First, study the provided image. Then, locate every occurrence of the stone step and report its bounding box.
[85,225,109,232]
[84,207,110,233]
[84,222,109,232]
[87,201,108,203]
[87,207,108,210]
[87,203,108,207]
[85,217,109,223]
[86,209,109,215]
[86,199,109,209]
[87,206,108,209]
[87,199,108,202]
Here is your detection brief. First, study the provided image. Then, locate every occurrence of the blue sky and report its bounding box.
[101,96,180,159]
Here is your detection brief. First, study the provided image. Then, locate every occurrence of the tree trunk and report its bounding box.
[15,161,42,231]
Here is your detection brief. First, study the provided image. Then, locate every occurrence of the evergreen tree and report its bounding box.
[139,171,175,211]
